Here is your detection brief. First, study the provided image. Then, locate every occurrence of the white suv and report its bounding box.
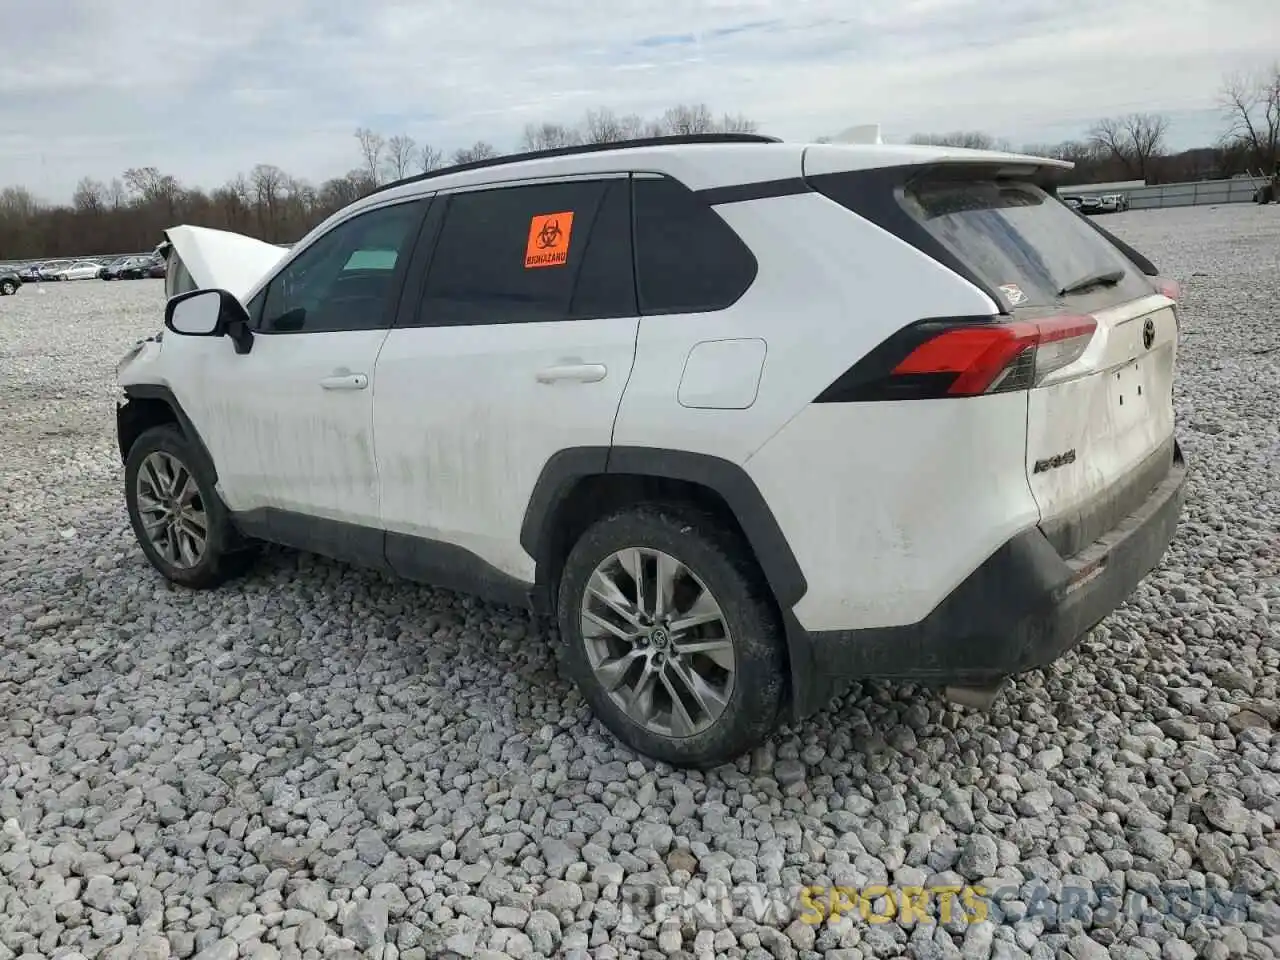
[115,133,1188,768]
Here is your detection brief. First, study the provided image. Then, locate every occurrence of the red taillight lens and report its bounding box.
[1153,278,1180,302]
[890,315,1096,396]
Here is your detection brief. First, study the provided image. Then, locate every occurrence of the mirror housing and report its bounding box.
[164,288,254,354]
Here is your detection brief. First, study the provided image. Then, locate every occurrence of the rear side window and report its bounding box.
[900,178,1146,309]
[632,175,756,314]
[415,178,635,327]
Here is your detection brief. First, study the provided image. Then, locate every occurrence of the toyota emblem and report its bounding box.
[1142,318,1155,350]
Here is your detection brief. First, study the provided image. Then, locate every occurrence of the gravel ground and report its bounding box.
[1,205,1278,960]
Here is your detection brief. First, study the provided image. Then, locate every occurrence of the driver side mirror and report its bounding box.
[164,288,255,355]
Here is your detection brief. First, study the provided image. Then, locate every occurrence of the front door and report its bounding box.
[175,198,429,555]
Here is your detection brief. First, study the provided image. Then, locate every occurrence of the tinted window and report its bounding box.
[415,179,634,327]
[632,175,757,314]
[260,200,424,334]
[900,179,1147,309]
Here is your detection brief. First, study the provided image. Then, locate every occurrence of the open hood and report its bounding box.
[162,224,288,302]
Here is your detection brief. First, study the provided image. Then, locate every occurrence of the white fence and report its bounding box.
[1121,177,1267,210]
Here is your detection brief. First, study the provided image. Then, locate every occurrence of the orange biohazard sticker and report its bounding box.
[525,211,574,268]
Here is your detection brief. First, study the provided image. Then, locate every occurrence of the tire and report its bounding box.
[124,424,254,589]
[555,501,787,768]
[0,280,16,296]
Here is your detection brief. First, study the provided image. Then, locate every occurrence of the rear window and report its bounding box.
[901,179,1146,309]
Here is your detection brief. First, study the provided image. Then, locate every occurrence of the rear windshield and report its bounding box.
[901,178,1146,310]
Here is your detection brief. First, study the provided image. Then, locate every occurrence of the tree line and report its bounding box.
[2,64,1277,261]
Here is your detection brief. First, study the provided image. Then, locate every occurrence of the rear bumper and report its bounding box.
[786,440,1188,717]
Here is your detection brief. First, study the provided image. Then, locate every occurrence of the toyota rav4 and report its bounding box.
[115,133,1187,767]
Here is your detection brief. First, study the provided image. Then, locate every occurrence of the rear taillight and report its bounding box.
[815,314,1097,403]
[1153,278,1181,302]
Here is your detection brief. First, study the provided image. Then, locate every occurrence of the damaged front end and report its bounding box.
[159,224,289,303]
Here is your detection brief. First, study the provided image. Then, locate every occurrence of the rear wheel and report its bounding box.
[556,502,787,768]
[0,280,16,295]
[124,424,254,588]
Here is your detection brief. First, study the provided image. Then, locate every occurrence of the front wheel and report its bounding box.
[124,424,254,589]
[555,502,787,768]
[0,280,16,295]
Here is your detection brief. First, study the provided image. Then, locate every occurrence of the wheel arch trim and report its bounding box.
[520,446,809,609]
[119,383,219,483]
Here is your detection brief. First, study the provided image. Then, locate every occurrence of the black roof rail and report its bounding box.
[367,132,783,197]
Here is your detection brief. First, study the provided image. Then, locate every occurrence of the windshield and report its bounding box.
[900,178,1147,310]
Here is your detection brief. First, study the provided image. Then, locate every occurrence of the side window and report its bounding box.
[632,175,757,314]
[259,200,424,334]
[414,178,635,327]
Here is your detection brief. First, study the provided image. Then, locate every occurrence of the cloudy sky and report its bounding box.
[2,0,1277,201]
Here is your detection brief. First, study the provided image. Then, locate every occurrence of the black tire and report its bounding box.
[0,280,16,296]
[555,501,787,768]
[124,424,255,589]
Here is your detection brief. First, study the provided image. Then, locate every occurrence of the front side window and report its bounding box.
[260,200,425,334]
[414,178,635,327]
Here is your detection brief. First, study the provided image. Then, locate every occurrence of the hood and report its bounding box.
[162,224,288,302]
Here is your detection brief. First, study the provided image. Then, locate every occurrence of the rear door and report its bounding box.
[371,174,639,587]
[900,175,1178,553]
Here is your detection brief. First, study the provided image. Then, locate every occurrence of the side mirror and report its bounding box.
[164,288,254,355]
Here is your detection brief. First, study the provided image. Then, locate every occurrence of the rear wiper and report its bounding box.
[1058,269,1124,297]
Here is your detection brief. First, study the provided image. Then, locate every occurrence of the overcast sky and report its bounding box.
[2,0,1277,201]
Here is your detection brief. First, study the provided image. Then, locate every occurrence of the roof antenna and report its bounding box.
[831,124,883,145]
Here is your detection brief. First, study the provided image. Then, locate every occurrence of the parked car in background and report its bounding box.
[18,263,43,282]
[1098,194,1129,213]
[104,256,159,280]
[52,261,104,281]
[146,258,166,279]
[0,269,22,295]
[1061,195,1083,211]
[1078,195,1103,214]
[33,260,73,281]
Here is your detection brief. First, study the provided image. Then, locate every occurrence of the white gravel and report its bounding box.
[2,205,1278,960]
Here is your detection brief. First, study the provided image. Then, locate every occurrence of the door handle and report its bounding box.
[536,363,607,384]
[319,373,369,391]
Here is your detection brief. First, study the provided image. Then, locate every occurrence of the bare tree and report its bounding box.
[106,178,128,210]
[581,108,628,144]
[385,135,418,181]
[521,122,581,152]
[1220,64,1280,174]
[718,112,759,134]
[123,166,181,204]
[355,128,386,185]
[250,163,287,235]
[660,103,716,135]
[72,177,107,214]
[908,131,1013,151]
[417,143,444,173]
[452,141,499,165]
[0,186,41,219]
[1088,113,1169,181]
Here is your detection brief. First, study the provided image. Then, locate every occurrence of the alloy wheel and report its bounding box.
[579,547,736,739]
[135,451,208,569]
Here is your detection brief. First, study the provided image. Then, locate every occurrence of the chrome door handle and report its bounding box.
[536,363,607,384]
[319,373,369,390]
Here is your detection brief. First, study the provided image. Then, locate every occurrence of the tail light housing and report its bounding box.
[1153,277,1180,302]
[815,314,1097,403]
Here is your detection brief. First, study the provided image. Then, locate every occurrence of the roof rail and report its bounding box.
[367,132,783,197]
